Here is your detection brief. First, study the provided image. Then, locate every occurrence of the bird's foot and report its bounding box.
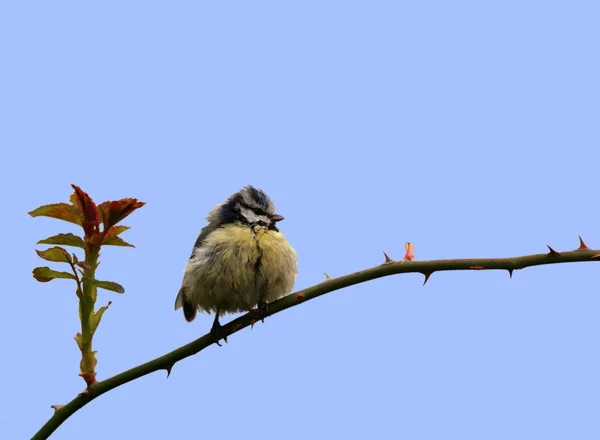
[257,301,268,323]
[210,315,228,346]
[249,301,269,327]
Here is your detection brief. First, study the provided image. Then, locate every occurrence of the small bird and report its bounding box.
[175,185,298,343]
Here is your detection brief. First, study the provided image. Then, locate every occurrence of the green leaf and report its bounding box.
[32,266,76,282]
[28,203,82,226]
[74,332,83,351]
[91,280,125,294]
[102,235,135,247]
[37,233,84,248]
[91,301,112,334]
[35,247,72,263]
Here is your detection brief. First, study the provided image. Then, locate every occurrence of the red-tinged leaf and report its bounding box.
[35,247,72,263]
[33,266,76,282]
[102,198,145,229]
[103,225,130,239]
[102,235,135,247]
[28,203,83,226]
[97,201,110,227]
[37,233,84,248]
[91,280,125,294]
[91,301,111,334]
[71,185,100,237]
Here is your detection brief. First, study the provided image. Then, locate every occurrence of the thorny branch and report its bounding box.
[33,238,599,439]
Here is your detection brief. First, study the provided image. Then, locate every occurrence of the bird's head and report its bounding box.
[215,185,285,231]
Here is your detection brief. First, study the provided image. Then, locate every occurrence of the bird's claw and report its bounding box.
[258,301,268,323]
[210,315,228,346]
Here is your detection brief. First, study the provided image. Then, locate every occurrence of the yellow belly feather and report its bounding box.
[184,223,297,314]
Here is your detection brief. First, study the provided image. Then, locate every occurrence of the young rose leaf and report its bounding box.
[28,203,83,226]
[101,199,145,229]
[71,185,100,237]
[97,201,109,227]
[33,266,76,282]
[102,235,135,247]
[37,233,84,248]
[104,225,130,239]
[91,280,125,294]
[74,332,83,351]
[35,247,72,263]
[91,301,112,334]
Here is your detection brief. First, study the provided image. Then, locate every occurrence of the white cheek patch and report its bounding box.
[239,206,271,224]
[240,206,260,223]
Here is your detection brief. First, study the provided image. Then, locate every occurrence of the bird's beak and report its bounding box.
[271,214,285,222]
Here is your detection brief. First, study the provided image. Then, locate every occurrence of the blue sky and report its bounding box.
[2,1,600,439]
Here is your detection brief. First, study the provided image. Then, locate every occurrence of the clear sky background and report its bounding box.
[1,2,599,439]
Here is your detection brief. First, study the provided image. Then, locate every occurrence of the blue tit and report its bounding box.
[174,185,298,342]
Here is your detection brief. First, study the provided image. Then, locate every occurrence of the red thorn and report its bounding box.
[324,272,332,280]
[250,319,256,329]
[404,242,415,260]
[422,272,432,286]
[296,293,304,301]
[592,254,600,259]
[470,266,485,270]
[165,364,173,378]
[546,245,561,256]
[508,269,513,278]
[383,251,394,264]
[577,235,590,250]
[78,372,97,387]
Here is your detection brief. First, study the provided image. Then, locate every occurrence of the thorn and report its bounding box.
[296,293,304,301]
[165,364,173,378]
[51,404,64,413]
[508,269,513,278]
[577,235,590,250]
[592,254,600,259]
[546,245,561,256]
[470,266,485,270]
[324,272,332,280]
[78,372,97,387]
[250,319,256,330]
[383,251,394,264]
[422,272,432,286]
[404,242,414,260]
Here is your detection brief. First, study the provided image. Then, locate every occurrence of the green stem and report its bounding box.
[79,246,99,381]
[32,245,600,439]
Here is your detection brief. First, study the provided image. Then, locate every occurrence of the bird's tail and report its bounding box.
[174,288,197,322]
